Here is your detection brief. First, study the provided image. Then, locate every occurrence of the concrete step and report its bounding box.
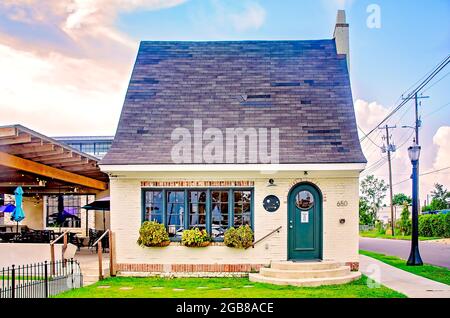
[270,261,340,271]
[259,266,351,279]
[249,271,361,287]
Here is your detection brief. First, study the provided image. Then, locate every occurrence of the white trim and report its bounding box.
[100,163,366,172]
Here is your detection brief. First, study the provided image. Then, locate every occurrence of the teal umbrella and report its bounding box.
[11,186,25,233]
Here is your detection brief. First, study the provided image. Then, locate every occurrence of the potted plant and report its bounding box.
[181,228,211,247]
[137,221,171,247]
[224,225,254,249]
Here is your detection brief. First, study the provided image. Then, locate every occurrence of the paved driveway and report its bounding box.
[359,237,450,269]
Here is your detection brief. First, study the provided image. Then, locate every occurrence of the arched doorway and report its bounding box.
[287,183,323,261]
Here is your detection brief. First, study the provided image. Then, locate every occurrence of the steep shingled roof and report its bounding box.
[101,40,366,165]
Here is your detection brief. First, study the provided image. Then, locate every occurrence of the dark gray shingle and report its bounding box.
[101,40,366,165]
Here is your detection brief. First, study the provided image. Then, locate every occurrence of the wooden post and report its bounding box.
[50,244,55,275]
[109,231,115,277]
[62,232,68,267]
[98,240,103,280]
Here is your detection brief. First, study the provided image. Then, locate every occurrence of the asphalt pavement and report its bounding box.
[359,237,450,269]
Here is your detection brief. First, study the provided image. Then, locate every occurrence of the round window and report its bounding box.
[263,195,280,212]
[295,191,314,210]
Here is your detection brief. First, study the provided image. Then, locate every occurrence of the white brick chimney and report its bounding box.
[333,10,350,71]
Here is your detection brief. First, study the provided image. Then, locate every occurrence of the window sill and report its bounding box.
[167,242,226,246]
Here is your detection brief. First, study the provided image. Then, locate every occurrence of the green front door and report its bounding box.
[288,184,322,261]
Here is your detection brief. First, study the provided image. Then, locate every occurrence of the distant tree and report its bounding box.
[422,198,448,212]
[397,202,411,235]
[359,198,373,225]
[431,183,449,208]
[392,193,412,206]
[360,175,388,226]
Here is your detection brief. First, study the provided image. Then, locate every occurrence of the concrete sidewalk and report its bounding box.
[360,255,450,298]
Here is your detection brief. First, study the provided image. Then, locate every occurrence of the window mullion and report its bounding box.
[184,189,189,231]
[229,188,233,228]
[162,189,166,227]
[206,189,211,235]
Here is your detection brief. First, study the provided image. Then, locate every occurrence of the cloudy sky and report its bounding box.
[0,0,449,202]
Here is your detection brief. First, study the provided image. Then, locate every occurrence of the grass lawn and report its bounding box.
[360,250,450,285]
[360,231,440,241]
[55,275,405,298]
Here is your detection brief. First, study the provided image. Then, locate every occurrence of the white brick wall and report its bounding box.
[110,170,360,266]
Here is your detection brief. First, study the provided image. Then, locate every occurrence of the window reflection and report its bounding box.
[144,191,163,223]
[234,191,252,226]
[211,191,229,239]
[167,191,185,238]
[295,191,314,210]
[189,191,207,230]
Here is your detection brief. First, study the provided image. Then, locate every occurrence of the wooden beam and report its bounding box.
[0,151,107,190]
[4,144,55,155]
[0,134,31,146]
[32,151,73,162]
[0,181,46,187]
[52,159,90,168]
[4,188,99,195]
[0,127,18,139]
[22,149,64,159]
[40,155,82,165]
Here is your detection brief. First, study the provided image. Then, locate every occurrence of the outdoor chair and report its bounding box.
[68,233,83,251]
[88,228,98,251]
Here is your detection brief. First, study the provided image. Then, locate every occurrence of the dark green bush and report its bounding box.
[431,214,444,237]
[418,215,434,237]
[443,213,450,238]
[418,214,450,238]
[396,203,411,235]
[224,225,254,249]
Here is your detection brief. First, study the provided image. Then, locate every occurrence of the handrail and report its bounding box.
[247,226,282,249]
[93,229,110,247]
[50,230,70,245]
[49,230,70,275]
[92,229,113,280]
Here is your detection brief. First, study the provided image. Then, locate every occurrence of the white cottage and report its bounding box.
[100,11,366,284]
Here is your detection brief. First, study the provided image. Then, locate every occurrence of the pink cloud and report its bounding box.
[0,0,187,136]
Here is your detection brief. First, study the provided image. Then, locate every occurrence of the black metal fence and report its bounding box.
[0,259,83,298]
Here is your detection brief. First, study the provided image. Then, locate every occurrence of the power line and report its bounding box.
[392,166,450,187]
[422,70,450,94]
[358,125,382,149]
[423,101,450,119]
[361,157,388,176]
[395,129,415,150]
[360,55,450,143]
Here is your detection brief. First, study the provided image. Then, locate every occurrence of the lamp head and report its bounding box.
[408,144,421,162]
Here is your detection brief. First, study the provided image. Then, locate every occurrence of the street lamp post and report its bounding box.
[407,143,423,266]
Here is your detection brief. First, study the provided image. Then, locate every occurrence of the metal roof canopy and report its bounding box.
[0,125,108,194]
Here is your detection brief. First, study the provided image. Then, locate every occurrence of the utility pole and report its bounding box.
[380,125,397,236]
[413,93,429,144]
[412,93,429,212]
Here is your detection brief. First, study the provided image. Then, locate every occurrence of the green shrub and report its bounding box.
[137,221,170,247]
[224,225,254,249]
[375,220,386,235]
[181,228,211,247]
[419,214,434,237]
[443,213,450,238]
[396,203,411,236]
[431,214,444,237]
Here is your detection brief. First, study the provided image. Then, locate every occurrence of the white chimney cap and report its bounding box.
[336,10,347,24]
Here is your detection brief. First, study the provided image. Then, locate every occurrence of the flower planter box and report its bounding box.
[144,241,171,247]
[183,241,211,248]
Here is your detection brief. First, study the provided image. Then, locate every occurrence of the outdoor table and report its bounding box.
[0,232,20,242]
